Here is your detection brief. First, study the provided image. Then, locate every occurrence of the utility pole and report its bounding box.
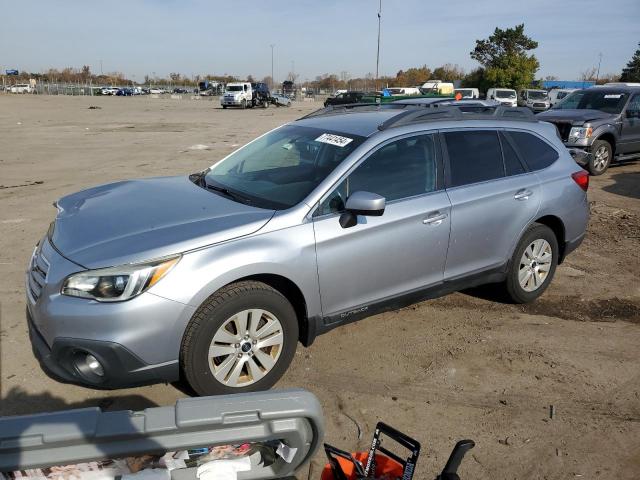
[375,0,382,89]
[270,44,275,90]
[596,52,603,83]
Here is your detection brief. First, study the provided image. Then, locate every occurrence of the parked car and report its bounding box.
[271,93,292,107]
[386,87,421,96]
[173,87,189,94]
[537,84,640,174]
[27,104,589,396]
[115,88,133,96]
[251,82,271,108]
[221,82,253,109]
[518,89,550,112]
[9,84,34,94]
[548,88,577,107]
[454,88,480,99]
[149,88,165,94]
[324,91,366,107]
[486,88,517,107]
[100,87,119,96]
[420,80,454,95]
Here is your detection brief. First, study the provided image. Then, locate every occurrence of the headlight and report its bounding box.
[568,127,593,140]
[62,256,180,302]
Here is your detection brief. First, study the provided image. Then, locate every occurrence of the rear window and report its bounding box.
[444,131,504,187]
[507,131,559,171]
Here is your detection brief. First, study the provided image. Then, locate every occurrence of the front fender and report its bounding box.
[149,222,321,321]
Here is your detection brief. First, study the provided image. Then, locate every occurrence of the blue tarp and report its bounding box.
[541,80,596,89]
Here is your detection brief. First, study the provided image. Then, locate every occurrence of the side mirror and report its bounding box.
[339,191,386,228]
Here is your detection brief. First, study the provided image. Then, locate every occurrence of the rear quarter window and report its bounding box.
[507,131,559,171]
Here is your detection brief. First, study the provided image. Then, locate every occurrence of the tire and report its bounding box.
[588,139,612,175]
[180,281,299,396]
[241,99,246,109]
[503,223,559,303]
[222,105,227,109]
[262,99,269,108]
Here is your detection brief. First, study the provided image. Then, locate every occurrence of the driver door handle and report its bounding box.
[423,212,448,225]
[514,189,533,201]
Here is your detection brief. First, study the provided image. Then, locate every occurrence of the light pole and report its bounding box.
[596,52,603,84]
[375,0,382,89]
[270,44,275,90]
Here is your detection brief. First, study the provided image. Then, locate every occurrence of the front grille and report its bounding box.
[533,103,546,108]
[552,122,572,142]
[28,245,50,301]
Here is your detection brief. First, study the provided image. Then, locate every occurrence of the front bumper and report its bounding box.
[25,236,195,389]
[220,97,244,106]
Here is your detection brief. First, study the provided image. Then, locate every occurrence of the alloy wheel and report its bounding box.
[518,239,553,292]
[593,145,610,172]
[207,309,284,387]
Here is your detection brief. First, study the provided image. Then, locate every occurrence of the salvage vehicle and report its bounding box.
[271,93,292,107]
[486,88,517,107]
[454,88,480,99]
[251,82,271,108]
[537,84,640,174]
[548,88,577,107]
[221,82,253,109]
[27,104,589,396]
[9,83,34,94]
[324,91,367,107]
[518,89,550,112]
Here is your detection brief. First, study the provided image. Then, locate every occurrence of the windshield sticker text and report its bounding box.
[315,133,353,148]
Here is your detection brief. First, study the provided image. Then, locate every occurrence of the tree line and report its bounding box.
[5,27,639,90]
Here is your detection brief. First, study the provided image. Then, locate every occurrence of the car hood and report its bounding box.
[52,176,275,269]
[536,109,615,124]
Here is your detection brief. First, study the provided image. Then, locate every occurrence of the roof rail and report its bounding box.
[377,107,463,130]
[492,106,535,118]
[297,102,410,120]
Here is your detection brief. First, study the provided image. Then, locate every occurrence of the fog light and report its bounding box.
[85,354,105,377]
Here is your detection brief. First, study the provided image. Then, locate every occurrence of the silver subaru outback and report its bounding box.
[26,105,589,395]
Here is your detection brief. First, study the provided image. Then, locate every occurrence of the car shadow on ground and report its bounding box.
[602,170,640,200]
[0,386,158,416]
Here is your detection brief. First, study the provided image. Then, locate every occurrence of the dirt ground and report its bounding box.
[0,95,639,479]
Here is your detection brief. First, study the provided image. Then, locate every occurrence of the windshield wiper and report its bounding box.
[203,180,253,205]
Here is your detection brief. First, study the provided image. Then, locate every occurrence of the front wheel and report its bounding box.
[588,140,612,175]
[241,99,247,109]
[180,281,299,396]
[502,223,558,303]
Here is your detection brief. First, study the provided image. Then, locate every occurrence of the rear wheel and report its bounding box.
[180,281,298,396]
[588,140,612,175]
[503,223,558,303]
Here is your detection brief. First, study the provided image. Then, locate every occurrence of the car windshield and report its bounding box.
[203,125,365,209]
[528,91,548,100]
[552,90,629,113]
[496,90,516,98]
[227,86,243,92]
[456,89,473,96]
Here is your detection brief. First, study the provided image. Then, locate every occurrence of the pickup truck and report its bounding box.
[537,83,640,175]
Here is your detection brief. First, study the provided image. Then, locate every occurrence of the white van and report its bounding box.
[518,89,550,112]
[386,87,421,96]
[454,88,480,99]
[548,88,577,107]
[420,80,454,95]
[486,88,517,107]
[221,82,253,109]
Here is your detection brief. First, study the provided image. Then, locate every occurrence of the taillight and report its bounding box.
[571,170,589,191]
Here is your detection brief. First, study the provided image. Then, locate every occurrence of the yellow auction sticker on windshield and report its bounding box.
[315,133,353,147]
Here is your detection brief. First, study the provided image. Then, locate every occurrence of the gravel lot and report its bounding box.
[1,95,639,479]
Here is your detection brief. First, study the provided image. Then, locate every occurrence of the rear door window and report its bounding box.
[443,130,504,187]
[507,131,559,171]
[499,132,527,176]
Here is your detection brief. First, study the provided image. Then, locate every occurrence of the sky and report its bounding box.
[1,0,639,82]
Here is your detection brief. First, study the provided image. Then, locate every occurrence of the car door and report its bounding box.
[619,94,640,154]
[312,132,451,319]
[441,129,541,279]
